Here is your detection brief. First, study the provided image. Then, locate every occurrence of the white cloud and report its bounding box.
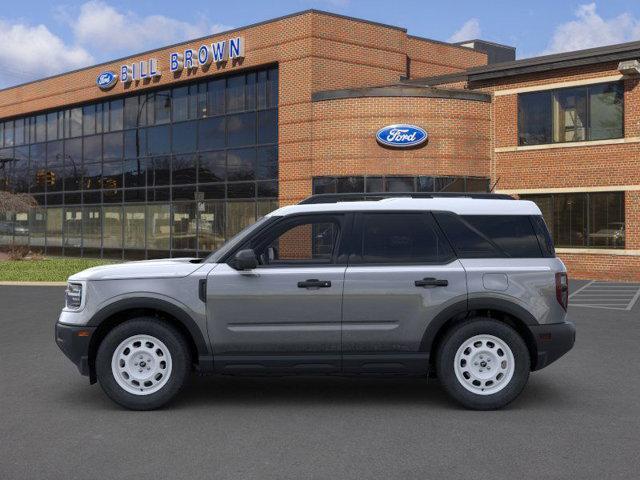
[448,18,481,43]
[0,1,234,88]
[542,3,640,54]
[71,1,232,55]
[0,20,93,88]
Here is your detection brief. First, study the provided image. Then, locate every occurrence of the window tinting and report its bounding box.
[360,213,453,264]
[461,215,542,258]
[433,212,500,258]
[518,82,623,145]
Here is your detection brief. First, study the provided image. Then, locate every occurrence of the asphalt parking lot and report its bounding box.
[1,281,639,480]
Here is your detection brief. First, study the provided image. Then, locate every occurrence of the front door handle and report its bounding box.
[415,278,448,288]
[298,279,332,289]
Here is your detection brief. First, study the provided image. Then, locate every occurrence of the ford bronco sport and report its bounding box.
[56,193,575,410]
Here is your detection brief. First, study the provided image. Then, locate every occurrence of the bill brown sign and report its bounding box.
[97,36,245,89]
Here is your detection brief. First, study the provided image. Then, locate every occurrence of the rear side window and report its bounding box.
[357,213,454,264]
[530,215,555,257]
[434,212,543,258]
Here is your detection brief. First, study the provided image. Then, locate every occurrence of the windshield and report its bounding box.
[204,216,274,263]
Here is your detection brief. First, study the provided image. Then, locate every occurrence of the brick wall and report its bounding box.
[406,37,487,79]
[302,95,491,205]
[479,63,640,281]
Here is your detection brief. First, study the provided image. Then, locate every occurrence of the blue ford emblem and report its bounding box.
[376,124,428,148]
[96,71,118,90]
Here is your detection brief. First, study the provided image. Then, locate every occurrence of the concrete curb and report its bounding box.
[0,281,67,286]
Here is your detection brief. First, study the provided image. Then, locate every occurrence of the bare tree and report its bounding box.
[0,191,37,214]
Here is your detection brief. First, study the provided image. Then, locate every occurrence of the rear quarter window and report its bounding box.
[434,212,544,258]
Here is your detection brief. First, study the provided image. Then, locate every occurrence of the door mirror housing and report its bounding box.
[233,249,258,270]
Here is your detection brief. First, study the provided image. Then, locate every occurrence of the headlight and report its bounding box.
[65,283,83,309]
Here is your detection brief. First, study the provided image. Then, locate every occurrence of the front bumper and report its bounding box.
[55,323,96,377]
[530,320,576,371]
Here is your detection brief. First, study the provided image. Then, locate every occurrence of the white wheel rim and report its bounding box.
[453,334,515,395]
[111,335,173,396]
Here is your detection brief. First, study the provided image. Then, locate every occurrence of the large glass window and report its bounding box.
[522,192,625,249]
[518,82,623,145]
[172,202,196,251]
[0,66,278,258]
[313,176,489,195]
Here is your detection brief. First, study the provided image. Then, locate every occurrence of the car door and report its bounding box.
[206,213,349,373]
[341,211,467,374]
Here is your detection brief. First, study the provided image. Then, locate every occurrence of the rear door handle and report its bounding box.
[298,279,332,289]
[415,278,448,288]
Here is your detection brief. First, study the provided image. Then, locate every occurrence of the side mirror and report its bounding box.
[233,249,258,270]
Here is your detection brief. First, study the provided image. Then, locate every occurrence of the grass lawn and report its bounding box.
[0,257,119,282]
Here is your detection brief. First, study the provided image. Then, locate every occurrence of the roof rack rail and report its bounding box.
[299,192,515,204]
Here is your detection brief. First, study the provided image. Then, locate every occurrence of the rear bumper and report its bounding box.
[530,320,576,371]
[55,323,96,377]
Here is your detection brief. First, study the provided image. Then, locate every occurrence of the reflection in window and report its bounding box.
[103,206,123,249]
[0,66,278,258]
[147,125,171,155]
[198,201,225,252]
[172,202,196,250]
[226,201,255,238]
[265,221,337,263]
[124,205,144,249]
[172,154,197,185]
[519,82,623,145]
[313,175,489,196]
[29,208,46,247]
[172,121,197,153]
[198,117,225,150]
[147,204,170,250]
[227,148,255,181]
[227,112,256,147]
[83,206,102,249]
[64,207,82,249]
[522,192,625,249]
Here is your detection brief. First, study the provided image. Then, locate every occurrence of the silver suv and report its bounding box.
[55,193,575,410]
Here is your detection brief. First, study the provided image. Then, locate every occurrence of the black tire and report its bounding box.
[436,318,530,410]
[96,317,191,410]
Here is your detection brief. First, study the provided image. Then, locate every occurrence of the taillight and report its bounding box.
[555,272,569,311]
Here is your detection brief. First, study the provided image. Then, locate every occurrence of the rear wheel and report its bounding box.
[96,318,191,410]
[436,318,530,410]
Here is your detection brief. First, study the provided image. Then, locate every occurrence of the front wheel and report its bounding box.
[436,318,530,410]
[96,318,191,410]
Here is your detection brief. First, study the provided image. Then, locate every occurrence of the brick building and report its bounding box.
[0,9,637,280]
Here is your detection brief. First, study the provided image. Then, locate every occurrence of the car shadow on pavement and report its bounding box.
[55,372,573,412]
[178,374,572,411]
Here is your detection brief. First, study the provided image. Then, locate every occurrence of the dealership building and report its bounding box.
[0,9,638,280]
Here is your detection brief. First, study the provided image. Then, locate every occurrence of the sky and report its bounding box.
[2,0,640,88]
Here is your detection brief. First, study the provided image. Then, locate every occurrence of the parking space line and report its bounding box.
[569,280,595,298]
[569,281,640,311]
[626,286,640,311]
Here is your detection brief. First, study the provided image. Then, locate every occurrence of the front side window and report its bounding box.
[358,213,453,264]
[251,216,341,266]
[518,82,623,145]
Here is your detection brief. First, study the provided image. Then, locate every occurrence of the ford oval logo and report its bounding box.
[376,124,428,148]
[96,71,118,90]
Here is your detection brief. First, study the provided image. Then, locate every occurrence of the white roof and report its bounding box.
[268,197,542,217]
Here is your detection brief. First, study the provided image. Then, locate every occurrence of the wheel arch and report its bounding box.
[86,298,210,383]
[421,298,539,371]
